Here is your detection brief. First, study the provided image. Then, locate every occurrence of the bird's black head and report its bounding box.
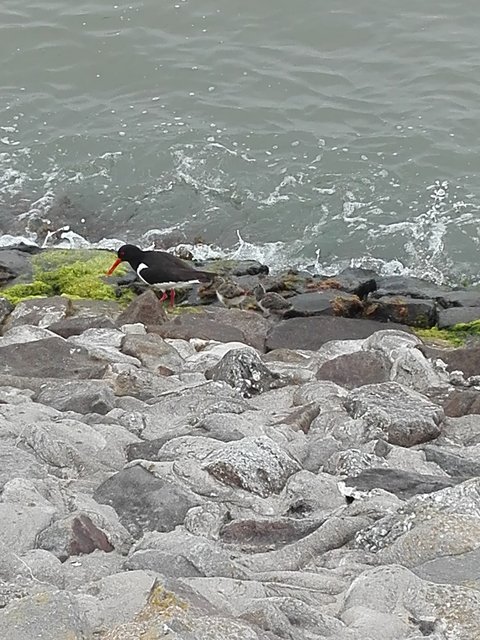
[107,244,143,275]
[117,244,142,263]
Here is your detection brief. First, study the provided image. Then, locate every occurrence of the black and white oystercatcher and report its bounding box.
[107,244,213,307]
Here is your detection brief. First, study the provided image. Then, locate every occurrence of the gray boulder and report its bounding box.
[4,296,72,329]
[205,348,281,398]
[203,436,301,498]
[345,382,444,446]
[0,337,107,379]
[35,380,116,415]
[121,332,184,373]
[0,297,13,328]
[94,463,201,538]
[316,350,391,389]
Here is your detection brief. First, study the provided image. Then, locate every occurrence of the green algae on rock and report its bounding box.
[0,249,134,306]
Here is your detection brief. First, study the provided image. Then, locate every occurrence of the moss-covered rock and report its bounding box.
[0,249,134,306]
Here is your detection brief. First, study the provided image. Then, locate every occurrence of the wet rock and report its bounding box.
[443,389,480,417]
[364,295,437,328]
[0,590,91,640]
[0,297,13,328]
[203,436,300,498]
[49,314,116,338]
[343,468,460,501]
[322,267,378,298]
[0,248,33,283]
[438,306,480,328]
[206,258,269,277]
[266,316,410,352]
[94,463,201,539]
[374,275,452,300]
[35,380,115,415]
[36,512,114,561]
[283,291,362,319]
[115,289,168,327]
[0,337,107,378]
[345,381,444,446]
[316,351,391,389]
[0,503,54,553]
[439,289,480,307]
[121,333,184,373]
[205,348,281,397]
[4,295,72,330]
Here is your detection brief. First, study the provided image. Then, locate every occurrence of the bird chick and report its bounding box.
[215,278,248,308]
[253,283,292,317]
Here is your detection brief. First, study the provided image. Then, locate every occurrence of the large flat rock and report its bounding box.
[265,316,410,351]
[0,337,107,378]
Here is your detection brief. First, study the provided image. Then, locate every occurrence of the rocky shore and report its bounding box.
[1,245,480,638]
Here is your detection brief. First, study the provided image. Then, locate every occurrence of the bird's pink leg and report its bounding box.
[159,291,168,303]
[169,289,176,308]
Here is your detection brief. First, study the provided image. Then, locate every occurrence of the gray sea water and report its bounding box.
[1,0,480,282]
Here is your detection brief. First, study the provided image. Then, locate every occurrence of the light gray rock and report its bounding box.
[0,590,91,640]
[0,324,59,346]
[340,564,480,640]
[205,348,282,398]
[0,442,47,490]
[125,529,236,578]
[185,341,256,372]
[121,332,184,373]
[0,503,54,553]
[4,296,72,330]
[362,329,421,359]
[19,549,65,589]
[390,347,450,395]
[35,380,116,415]
[120,322,146,335]
[102,362,182,401]
[292,380,347,406]
[0,385,35,404]
[203,436,301,498]
[79,570,157,632]
[345,381,444,446]
[69,327,125,349]
[62,550,125,591]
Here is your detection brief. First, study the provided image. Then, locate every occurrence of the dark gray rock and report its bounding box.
[440,289,480,307]
[205,348,281,397]
[443,389,480,417]
[364,295,437,328]
[116,289,168,327]
[265,316,410,352]
[0,337,107,378]
[94,464,201,539]
[205,258,269,277]
[48,314,116,338]
[343,468,460,501]
[283,291,362,319]
[203,436,300,498]
[323,267,378,298]
[438,306,480,328]
[0,297,13,328]
[0,248,33,284]
[421,345,480,378]
[422,444,480,479]
[36,512,114,561]
[156,308,270,352]
[345,381,444,447]
[4,296,72,330]
[374,275,452,300]
[316,351,391,389]
[35,380,115,414]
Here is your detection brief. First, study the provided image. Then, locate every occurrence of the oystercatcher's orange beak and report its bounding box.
[106,257,122,275]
